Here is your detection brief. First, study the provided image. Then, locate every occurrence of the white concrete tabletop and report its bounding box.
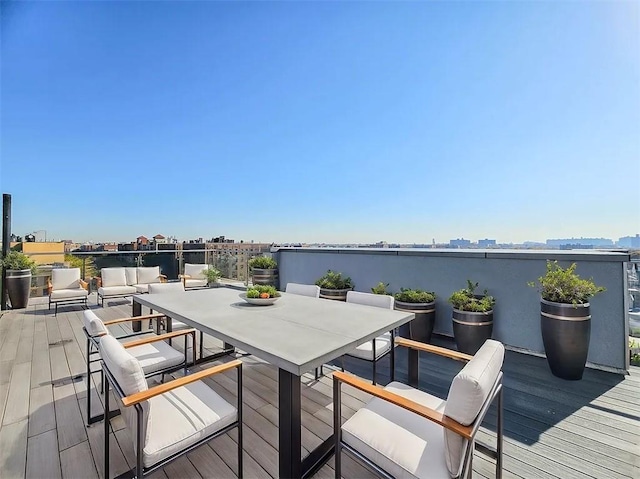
[134,288,414,376]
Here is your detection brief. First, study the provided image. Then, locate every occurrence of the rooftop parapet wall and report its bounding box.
[275,248,631,373]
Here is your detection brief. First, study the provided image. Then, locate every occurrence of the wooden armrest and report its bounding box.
[123,329,197,348]
[333,371,472,439]
[47,278,53,294]
[103,313,165,326]
[94,277,102,288]
[160,274,168,283]
[395,337,473,362]
[122,359,242,406]
[178,274,192,279]
[79,279,89,291]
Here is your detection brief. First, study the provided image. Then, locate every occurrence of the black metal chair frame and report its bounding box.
[103,358,243,479]
[333,341,504,479]
[49,295,88,316]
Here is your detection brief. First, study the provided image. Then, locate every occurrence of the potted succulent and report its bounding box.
[315,270,354,301]
[448,280,496,355]
[203,266,222,287]
[248,256,279,289]
[1,250,37,309]
[394,288,437,342]
[529,261,605,380]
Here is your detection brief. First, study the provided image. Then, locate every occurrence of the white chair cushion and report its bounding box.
[143,380,237,467]
[137,266,162,285]
[98,285,137,297]
[167,319,189,330]
[101,268,127,288]
[83,310,109,336]
[443,339,505,477]
[184,279,207,289]
[135,284,150,294]
[51,268,81,290]
[346,332,392,361]
[184,264,207,280]
[346,290,394,309]
[285,283,320,298]
[129,340,185,374]
[125,267,138,286]
[50,288,88,301]
[342,381,449,479]
[148,282,185,294]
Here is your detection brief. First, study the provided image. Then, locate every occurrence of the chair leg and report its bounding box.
[104,379,110,479]
[497,387,504,479]
[333,376,342,479]
[372,337,377,386]
[86,339,92,426]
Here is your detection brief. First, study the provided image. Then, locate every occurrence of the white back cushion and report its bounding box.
[148,282,185,294]
[443,339,504,477]
[346,291,394,310]
[184,264,207,280]
[101,268,127,288]
[52,268,80,290]
[82,310,108,337]
[137,266,162,284]
[124,267,138,286]
[285,283,320,298]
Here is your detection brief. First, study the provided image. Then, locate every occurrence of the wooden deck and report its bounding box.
[1,295,639,479]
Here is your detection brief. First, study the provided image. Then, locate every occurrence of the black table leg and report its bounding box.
[132,299,142,332]
[279,368,302,479]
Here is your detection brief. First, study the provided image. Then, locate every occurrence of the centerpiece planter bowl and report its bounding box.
[241,285,280,306]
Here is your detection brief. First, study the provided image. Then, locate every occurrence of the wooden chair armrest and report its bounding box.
[159,274,168,283]
[123,329,197,348]
[395,337,473,362]
[47,278,53,295]
[122,359,242,406]
[178,274,192,279]
[103,313,165,326]
[94,277,102,288]
[79,279,89,291]
[333,371,472,439]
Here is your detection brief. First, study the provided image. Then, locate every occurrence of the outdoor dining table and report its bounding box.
[132,287,414,479]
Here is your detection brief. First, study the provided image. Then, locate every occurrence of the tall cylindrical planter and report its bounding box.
[251,268,279,289]
[5,269,32,309]
[452,308,493,355]
[319,288,351,302]
[395,300,436,342]
[540,299,591,380]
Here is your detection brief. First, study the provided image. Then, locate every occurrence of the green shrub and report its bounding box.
[528,261,605,305]
[448,280,495,312]
[246,285,280,298]
[248,256,278,269]
[315,270,354,290]
[371,282,391,295]
[394,288,436,303]
[1,251,37,274]
[203,266,222,283]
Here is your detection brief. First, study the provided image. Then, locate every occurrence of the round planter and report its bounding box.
[5,269,32,309]
[319,287,351,302]
[452,308,494,355]
[540,299,591,380]
[251,268,279,289]
[395,300,436,342]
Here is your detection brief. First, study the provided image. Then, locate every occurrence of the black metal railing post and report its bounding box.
[1,194,11,310]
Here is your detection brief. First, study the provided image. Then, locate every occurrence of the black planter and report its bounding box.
[395,300,436,342]
[251,268,279,289]
[319,288,351,301]
[452,308,494,355]
[541,299,591,380]
[5,269,32,309]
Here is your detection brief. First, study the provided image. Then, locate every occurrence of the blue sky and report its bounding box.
[1,1,639,244]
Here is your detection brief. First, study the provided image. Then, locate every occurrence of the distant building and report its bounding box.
[478,239,497,248]
[153,234,167,244]
[618,235,640,248]
[450,238,471,248]
[546,238,614,248]
[136,236,149,247]
[13,241,65,265]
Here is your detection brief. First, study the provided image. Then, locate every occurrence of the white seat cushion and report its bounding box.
[50,288,88,301]
[51,268,81,290]
[137,266,162,285]
[184,279,207,289]
[183,264,207,280]
[167,319,189,330]
[444,339,504,477]
[135,284,150,294]
[101,268,127,288]
[346,332,392,361]
[83,310,109,336]
[129,340,185,374]
[342,381,449,479]
[143,380,237,467]
[98,285,137,297]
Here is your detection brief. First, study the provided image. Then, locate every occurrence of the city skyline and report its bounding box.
[2,1,639,245]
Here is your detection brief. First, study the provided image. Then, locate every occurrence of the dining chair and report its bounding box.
[333,338,504,479]
[82,309,196,426]
[344,290,395,385]
[100,334,244,479]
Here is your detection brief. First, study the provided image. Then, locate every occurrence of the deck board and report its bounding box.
[0,296,638,479]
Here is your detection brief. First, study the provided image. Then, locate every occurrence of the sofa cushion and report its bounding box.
[184,264,207,280]
[341,381,449,478]
[98,285,137,297]
[443,339,504,477]
[83,310,109,337]
[137,266,162,285]
[50,288,89,301]
[52,268,81,290]
[125,267,138,286]
[101,268,127,288]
